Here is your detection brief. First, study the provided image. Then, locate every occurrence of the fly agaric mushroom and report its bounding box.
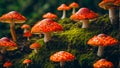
[93,59,114,68]
[87,34,118,57]
[69,2,79,14]
[99,0,116,24]
[31,19,63,43]
[0,11,27,41]
[23,31,32,41]
[0,37,18,54]
[57,4,70,19]
[23,59,32,67]
[21,24,30,33]
[43,12,58,19]
[70,7,98,28]
[3,61,13,68]
[30,42,41,53]
[50,51,75,68]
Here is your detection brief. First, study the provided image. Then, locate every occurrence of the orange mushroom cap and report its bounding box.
[23,31,32,37]
[0,11,27,23]
[30,42,41,49]
[21,24,30,29]
[93,59,114,68]
[23,59,32,64]
[114,0,120,6]
[69,2,79,8]
[70,7,98,20]
[43,12,58,19]
[50,51,75,62]
[99,0,116,9]
[3,61,12,68]
[31,19,63,34]
[57,4,70,11]
[87,34,118,46]
[0,37,18,51]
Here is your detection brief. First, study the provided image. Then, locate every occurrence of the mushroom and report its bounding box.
[57,4,70,19]
[0,11,27,41]
[21,24,30,33]
[23,59,32,67]
[30,42,41,53]
[69,2,79,14]
[70,7,98,28]
[23,31,32,41]
[0,37,18,54]
[31,19,63,43]
[93,59,114,68]
[87,34,118,57]
[43,12,58,19]
[99,0,116,24]
[3,61,12,68]
[50,51,75,68]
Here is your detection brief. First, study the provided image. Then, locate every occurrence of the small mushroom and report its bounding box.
[0,11,27,41]
[50,51,75,68]
[31,19,63,43]
[69,2,79,14]
[57,4,70,19]
[30,42,41,53]
[87,34,118,57]
[3,61,12,68]
[23,31,32,41]
[70,7,98,28]
[23,59,32,67]
[21,24,30,33]
[93,59,114,68]
[43,12,58,19]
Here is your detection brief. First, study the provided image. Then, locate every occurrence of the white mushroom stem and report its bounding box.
[60,61,65,68]
[72,8,76,14]
[34,49,38,53]
[27,37,30,41]
[24,29,28,33]
[81,20,89,28]
[61,10,66,19]
[44,33,51,43]
[0,47,7,54]
[26,63,29,67]
[97,46,105,57]
[108,7,115,24]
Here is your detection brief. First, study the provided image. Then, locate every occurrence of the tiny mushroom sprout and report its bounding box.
[0,11,27,41]
[23,59,32,67]
[21,24,30,33]
[0,37,18,54]
[69,2,79,14]
[3,61,13,68]
[42,12,58,19]
[31,19,63,43]
[30,42,41,53]
[50,51,75,68]
[23,31,32,41]
[93,59,114,68]
[99,0,116,24]
[57,4,70,19]
[87,34,118,57]
[70,7,98,28]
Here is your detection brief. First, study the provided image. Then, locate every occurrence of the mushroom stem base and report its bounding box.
[60,61,65,68]
[61,10,66,19]
[109,7,115,24]
[44,33,51,43]
[97,46,105,57]
[81,20,89,28]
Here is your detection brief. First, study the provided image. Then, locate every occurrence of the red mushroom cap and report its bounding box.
[70,7,98,20]
[69,2,79,8]
[93,59,114,68]
[114,0,120,6]
[50,51,75,62]
[0,37,18,51]
[87,34,118,46]
[31,19,63,34]
[23,31,32,37]
[0,11,27,23]
[23,59,32,64]
[43,12,58,19]
[21,24,30,29]
[30,42,41,49]
[3,61,12,68]
[57,4,70,11]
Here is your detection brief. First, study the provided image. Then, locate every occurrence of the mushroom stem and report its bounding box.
[97,46,105,57]
[44,33,51,43]
[24,29,28,33]
[81,20,89,28]
[27,37,30,41]
[72,8,76,14]
[10,22,17,41]
[61,10,66,19]
[34,49,38,53]
[60,61,65,68]
[26,63,29,67]
[0,47,7,54]
[108,7,115,24]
